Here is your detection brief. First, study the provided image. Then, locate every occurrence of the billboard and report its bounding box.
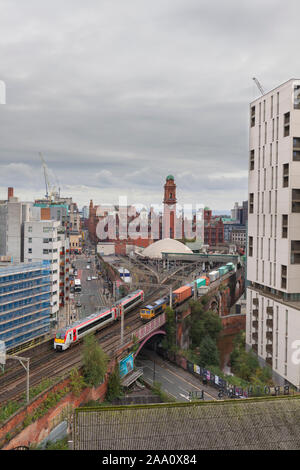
[119,353,134,378]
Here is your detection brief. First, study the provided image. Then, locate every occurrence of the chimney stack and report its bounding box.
[7,187,14,200]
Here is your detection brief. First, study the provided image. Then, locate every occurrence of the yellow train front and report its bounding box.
[140,296,169,321]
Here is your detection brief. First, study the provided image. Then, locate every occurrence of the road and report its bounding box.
[136,350,218,402]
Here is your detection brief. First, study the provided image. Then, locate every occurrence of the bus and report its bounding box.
[74,279,82,293]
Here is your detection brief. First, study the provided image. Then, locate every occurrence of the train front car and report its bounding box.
[140,296,169,321]
[54,328,70,351]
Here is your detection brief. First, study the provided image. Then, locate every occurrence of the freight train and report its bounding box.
[54,289,144,351]
[139,262,236,321]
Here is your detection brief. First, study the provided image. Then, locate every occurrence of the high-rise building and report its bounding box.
[0,261,51,351]
[0,187,32,263]
[23,219,62,325]
[246,78,300,387]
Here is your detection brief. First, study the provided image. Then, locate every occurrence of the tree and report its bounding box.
[198,336,220,368]
[82,334,108,387]
[106,363,123,402]
[163,307,177,351]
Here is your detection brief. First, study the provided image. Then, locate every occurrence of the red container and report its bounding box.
[173,285,192,303]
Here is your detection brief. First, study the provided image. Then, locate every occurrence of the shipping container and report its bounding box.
[208,270,219,282]
[195,277,206,287]
[226,262,235,271]
[173,285,192,303]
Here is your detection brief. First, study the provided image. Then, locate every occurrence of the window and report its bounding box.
[291,240,300,264]
[271,95,273,118]
[250,149,255,170]
[282,215,288,238]
[283,112,290,137]
[276,92,279,115]
[28,226,32,233]
[293,137,300,161]
[28,248,32,254]
[281,265,287,289]
[264,121,267,144]
[28,238,32,243]
[251,106,255,127]
[249,193,254,213]
[292,189,300,213]
[294,85,300,109]
[249,236,253,256]
[283,163,289,187]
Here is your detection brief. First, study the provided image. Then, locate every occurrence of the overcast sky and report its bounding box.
[0,0,299,211]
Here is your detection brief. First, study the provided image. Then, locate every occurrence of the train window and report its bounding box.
[123,294,142,310]
[77,312,113,336]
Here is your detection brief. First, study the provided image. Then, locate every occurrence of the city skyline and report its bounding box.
[1,0,300,209]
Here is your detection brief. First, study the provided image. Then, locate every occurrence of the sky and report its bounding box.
[0,0,299,211]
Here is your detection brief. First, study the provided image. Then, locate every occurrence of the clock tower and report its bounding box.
[163,175,177,239]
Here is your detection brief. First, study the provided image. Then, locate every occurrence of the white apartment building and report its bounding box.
[247,78,300,388]
[24,220,61,324]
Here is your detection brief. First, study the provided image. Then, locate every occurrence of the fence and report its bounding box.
[157,347,295,399]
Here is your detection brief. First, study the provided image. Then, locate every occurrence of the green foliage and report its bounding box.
[82,333,109,387]
[230,331,273,387]
[197,336,220,368]
[164,307,177,352]
[106,363,123,402]
[44,437,69,450]
[69,367,86,397]
[189,301,222,349]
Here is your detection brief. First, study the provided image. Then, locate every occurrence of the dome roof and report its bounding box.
[166,174,175,181]
[141,238,193,259]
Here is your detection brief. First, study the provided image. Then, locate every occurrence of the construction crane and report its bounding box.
[39,152,59,201]
[252,77,265,96]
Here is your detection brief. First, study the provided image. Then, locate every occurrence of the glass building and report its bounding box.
[0,261,51,351]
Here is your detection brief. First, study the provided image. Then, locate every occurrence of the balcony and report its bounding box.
[253,298,259,305]
[252,320,258,329]
[266,357,272,366]
[252,332,258,341]
[252,344,258,353]
[266,319,273,328]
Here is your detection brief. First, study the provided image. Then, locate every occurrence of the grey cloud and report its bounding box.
[0,0,299,209]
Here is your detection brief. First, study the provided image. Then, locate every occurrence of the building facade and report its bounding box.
[0,261,51,351]
[246,78,300,387]
[23,219,62,325]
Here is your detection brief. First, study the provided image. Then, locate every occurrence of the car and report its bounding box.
[76,301,82,307]
[86,265,90,269]
[87,276,91,281]
[92,276,97,280]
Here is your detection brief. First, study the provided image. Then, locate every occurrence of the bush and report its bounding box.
[82,334,108,387]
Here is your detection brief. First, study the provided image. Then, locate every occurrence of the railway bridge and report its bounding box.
[118,267,246,385]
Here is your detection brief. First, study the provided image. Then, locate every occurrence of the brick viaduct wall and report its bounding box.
[0,360,115,450]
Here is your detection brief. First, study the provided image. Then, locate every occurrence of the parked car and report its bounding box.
[87,276,91,281]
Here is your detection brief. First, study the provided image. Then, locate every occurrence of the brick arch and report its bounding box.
[134,330,166,358]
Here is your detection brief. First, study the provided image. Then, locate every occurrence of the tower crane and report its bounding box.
[39,152,58,201]
[252,77,265,96]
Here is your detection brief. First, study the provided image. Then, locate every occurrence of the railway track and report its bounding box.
[0,285,169,406]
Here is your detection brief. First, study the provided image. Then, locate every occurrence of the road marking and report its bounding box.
[179,393,190,401]
[151,360,217,401]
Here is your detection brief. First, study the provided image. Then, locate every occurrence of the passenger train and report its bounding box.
[54,289,144,351]
[139,262,236,321]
